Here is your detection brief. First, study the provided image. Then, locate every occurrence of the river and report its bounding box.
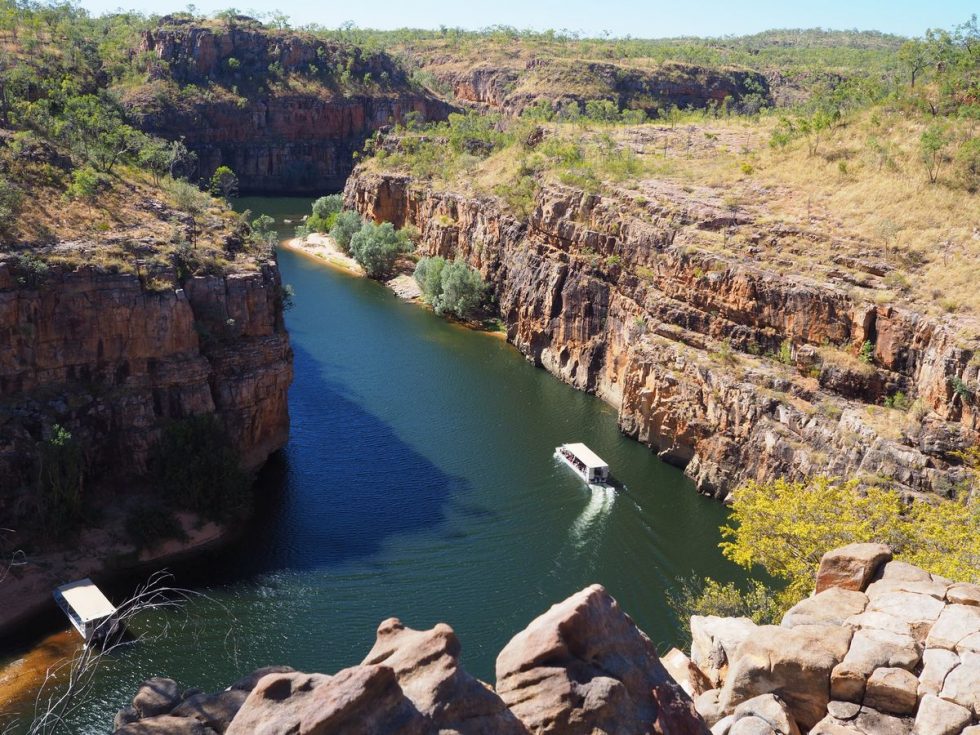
[1,197,746,732]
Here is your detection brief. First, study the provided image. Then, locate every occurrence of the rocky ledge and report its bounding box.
[114,545,980,735]
[112,585,706,735]
[673,543,980,735]
[344,171,978,500]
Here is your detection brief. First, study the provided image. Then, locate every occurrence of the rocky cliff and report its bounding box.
[673,543,980,735]
[113,585,706,735]
[124,20,454,194]
[398,45,771,116]
[0,256,292,499]
[344,171,978,499]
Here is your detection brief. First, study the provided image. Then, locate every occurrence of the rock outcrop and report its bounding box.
[115,586,705,735]
[685,545,980,735]
[0,258,292,495]
[344,171,978,499]
[126,20,453,193]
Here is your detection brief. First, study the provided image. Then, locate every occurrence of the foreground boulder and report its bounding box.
[690,545,980,735]
[495,584,707,735]
[362,618,527,735]
[116,586,707,735]
[718,624,853,730]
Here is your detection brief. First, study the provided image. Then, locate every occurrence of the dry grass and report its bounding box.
[370,108,979,332]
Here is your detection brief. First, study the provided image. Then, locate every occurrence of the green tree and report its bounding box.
[306,194,342,232]
[897,40,931,89]
[720,475,980,607]
[920,124,950,183]
[414,255,447,303]
[349,221,412,278]
[209,165,239,198]
[59,94,141,173]
[433,259,486,318]
[329,210,364,254]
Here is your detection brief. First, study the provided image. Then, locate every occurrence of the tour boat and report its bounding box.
[54,578,119,643]
[555,442,612,487]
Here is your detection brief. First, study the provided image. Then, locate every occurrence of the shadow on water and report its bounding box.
[192,343,467,582]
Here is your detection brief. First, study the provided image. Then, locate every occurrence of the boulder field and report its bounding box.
[113,545,980,735]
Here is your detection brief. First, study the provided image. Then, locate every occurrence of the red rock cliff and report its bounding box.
[125,22,455,194]
[345,170,978,499]
[0,259,292,496]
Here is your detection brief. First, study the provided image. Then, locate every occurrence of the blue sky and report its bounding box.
[78,0,975,38]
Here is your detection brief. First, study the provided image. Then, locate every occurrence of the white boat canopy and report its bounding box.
[56,579,117,623]
[563,442,609,470]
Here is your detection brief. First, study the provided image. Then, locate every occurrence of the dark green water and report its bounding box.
[5,197,745,732]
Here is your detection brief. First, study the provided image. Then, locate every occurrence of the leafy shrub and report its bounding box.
[152,415,250,520]
[66,165,103,200]
[329,211,364,253]
[954,137,980,192]
[415,256,486,319]
[859,340,875,364]
[883,391,911,410]
[667,577,784,640]
[163,176,211,214]
[721,475,980,607]
[14,253,49,287]
[413,255,446,302]
[37,424,86,534]
[125,504,188,549]
[305,194,343,233]
[0,177,23,234]
[349,221,413,279]
[209,165,239,198]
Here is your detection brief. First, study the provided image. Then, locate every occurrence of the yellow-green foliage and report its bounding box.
[722,475,980,604]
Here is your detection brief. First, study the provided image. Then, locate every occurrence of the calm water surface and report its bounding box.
[3,197,746,732]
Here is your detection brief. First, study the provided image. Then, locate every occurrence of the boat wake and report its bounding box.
[569,484,616,551]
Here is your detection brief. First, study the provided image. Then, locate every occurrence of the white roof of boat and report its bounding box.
[563,443,608,469]
[55,579,117,622]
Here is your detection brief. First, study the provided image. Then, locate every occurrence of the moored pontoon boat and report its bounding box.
[54,578,119,643]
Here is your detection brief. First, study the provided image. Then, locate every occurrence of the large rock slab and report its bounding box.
[815,544,892,594]
[917,648,960,700]
[132,677,183,718]
[781,589,868,629]
[719,624,853,730]
[946,583,980,608]
[830,628,921,702]
[225,666,428,735]
[662,647,712,698]
[939,652,980,716]
[363,618,527,735]
[169,690,248,734]
[731,694,801,735]
[115,715,218,735]
[691,616,758,688]
[925,605,980,652]
[911,694,972,735]
[863,667,918,715]
[495,584,707,735]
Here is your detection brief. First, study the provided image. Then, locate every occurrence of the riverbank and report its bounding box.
[0,511,227,671]
[281,233,506,337]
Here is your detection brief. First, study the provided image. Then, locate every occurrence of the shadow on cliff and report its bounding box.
[185,342,466,583]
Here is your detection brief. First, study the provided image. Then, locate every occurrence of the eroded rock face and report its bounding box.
[495,584,707,735]
[0,260,292,495]
[344,171,978,499]
[129,23,453,193]
[689,546,980,735]
[362,618,527,735]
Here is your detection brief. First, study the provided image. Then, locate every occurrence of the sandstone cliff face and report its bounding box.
[406,55,770,116]
[127,23,454,194]
[344,171,978,499]
[0,258,292,498]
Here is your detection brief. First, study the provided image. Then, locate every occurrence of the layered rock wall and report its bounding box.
[345,171,978,498]
[129,24,454,194]
[0,259,292,497]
